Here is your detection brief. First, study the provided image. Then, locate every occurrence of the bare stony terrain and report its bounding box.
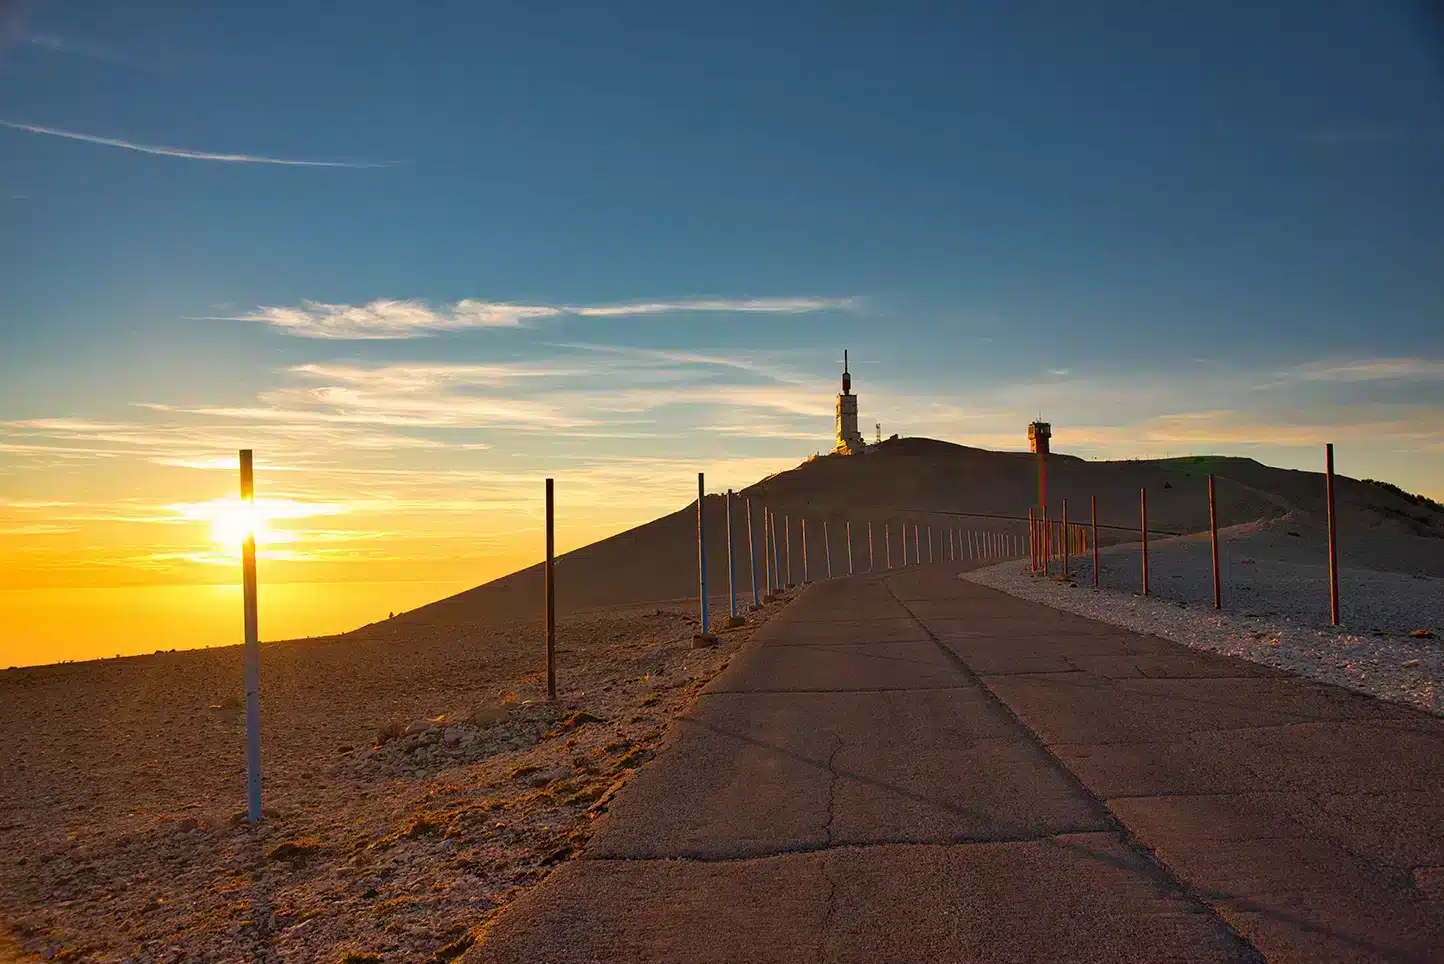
[0,593,793,963]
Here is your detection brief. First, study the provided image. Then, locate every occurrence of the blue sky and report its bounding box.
[2,1,1443,594]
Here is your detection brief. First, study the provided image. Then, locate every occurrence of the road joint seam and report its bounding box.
[882,573,1269,962]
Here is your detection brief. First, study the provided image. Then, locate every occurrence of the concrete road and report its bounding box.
[467,564,1444,963]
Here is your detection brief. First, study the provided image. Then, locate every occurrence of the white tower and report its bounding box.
[834,350,866,455]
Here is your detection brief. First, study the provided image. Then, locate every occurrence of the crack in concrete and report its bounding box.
[817,733,843,964]
[884,574,1270,963]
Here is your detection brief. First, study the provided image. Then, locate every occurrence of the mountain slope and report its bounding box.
[390,437,1444,630]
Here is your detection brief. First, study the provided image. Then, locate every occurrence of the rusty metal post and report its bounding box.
[1029,508,1036,572]
[239,450,263,822]
[901,523,909,566]
[546,477,557,700]
[1062,499,1070,577]
[913,524,920,566]
[1041,509,1049,575]
[1091,495,1099,588]
[1209,474,1221,610]
[1140,487,1149,596]
[1326,444,1340,625]
[927,526,933,564]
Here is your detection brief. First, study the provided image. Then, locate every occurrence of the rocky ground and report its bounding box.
[966,517,1441,715]
[0,592,793,963]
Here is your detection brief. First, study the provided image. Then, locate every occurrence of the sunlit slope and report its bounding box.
[390,437,1444,629]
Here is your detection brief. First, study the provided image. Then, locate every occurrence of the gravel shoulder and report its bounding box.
[963,523,1442,715]
[0,593,795,963]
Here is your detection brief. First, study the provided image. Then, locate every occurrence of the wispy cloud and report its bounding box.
[1281,357,1444,383]
[571,296,859,318]
[224,296,858,339]
[0,121,390,168]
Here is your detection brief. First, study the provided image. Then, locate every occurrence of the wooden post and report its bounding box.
[901,523,908,566]
[1091,495,1099,588]
[824,520,833,578]
[846,520,854,575]
[1209,474,1221,610]
[1326,443,1340,625]
[885,523,892,569]
[1140,487,1149,596]
[867,520,874,572]
[239,450,262,823]
[747,497,759,609]
[545,478,557,699]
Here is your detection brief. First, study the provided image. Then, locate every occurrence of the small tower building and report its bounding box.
[834,350,866,455]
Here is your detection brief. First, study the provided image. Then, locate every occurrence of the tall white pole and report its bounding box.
[801,517,809,583]
[239,450,262,823]
[726,489,737,621]
[697,473,710,636]
[747,497,759,609]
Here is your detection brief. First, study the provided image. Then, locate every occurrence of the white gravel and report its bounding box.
[963,537,1442,717]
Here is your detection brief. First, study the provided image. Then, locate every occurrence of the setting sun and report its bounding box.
[205,499,271,550]
[165,497,347,554]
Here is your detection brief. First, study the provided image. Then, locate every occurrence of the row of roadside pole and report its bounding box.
[1027,443,1344,628]
[231,445,1344,824]
[685,473,1020,644]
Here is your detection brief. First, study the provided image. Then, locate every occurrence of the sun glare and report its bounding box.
[207,500,272,550]
[167,497,347,553]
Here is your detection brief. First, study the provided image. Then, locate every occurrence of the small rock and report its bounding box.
[468,706,510,728]
[266,838,322,862]
[374,722,404,746]
[442,727,465,746]
[1410,629,1435,639]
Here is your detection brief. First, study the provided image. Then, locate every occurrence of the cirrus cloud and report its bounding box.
[218,295,858,339]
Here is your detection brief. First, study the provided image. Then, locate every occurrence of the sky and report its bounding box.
[2,1,1443,664]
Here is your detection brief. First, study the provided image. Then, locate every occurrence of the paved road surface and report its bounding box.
[466,564,1444,963]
